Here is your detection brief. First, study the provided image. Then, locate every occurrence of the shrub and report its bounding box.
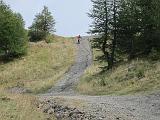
[28,30,46,42]
[98,77,106,86]
[148,48,160,61]
[136,69,145,79]
[45,34,55,43]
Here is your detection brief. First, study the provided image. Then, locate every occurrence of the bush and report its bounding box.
[45,34,55,43]
[99,78,106,86]
[0,1,28,59]
[28,30,46,42]
[148,48,160,61]
[136,69,145,79]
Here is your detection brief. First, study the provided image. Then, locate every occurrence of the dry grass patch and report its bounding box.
[0,90,50,120]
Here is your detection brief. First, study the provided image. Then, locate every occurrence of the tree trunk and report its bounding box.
[110,0,117,69]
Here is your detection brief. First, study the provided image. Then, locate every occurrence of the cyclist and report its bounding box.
[77,35,81,44]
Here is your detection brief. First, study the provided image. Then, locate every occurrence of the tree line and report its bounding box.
[89,0,160,69]
[0,1,55,60]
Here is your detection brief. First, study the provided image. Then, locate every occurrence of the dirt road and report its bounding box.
[43,37,92,96]
[39,37,160,120]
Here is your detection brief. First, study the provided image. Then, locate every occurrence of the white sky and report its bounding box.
[4,0,92,37]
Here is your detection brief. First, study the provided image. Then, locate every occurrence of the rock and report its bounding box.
[46,116,51,120]
[98,117,103,120]
[48,109,54,114]
[43,104,51,113]
[116,117,121,120]
[39,99,96,120]
[55,113,62,119]
[0,97,11,101]
[38,103,43,109]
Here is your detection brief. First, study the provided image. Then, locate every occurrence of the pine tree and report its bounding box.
[89,0,113,69]
[113,0,160,59]
[139,0,154,54]
[41,6,56,34]
[89,0,121,69]
[110,0,120,67]
[89,0,160,69]
[29,6,56,41]
[152,0,160,50]
[117,0,142,59]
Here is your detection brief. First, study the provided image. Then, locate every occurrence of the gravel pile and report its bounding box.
[38,100,95,120]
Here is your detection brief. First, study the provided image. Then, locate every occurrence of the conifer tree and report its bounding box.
[89,0,120,69]
[29,6,56,41]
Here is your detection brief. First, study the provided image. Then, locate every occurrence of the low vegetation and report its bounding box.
[0,92,49,120]
[77,49,160,95]
[0,36,76,119]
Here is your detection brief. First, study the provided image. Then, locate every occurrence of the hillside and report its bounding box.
[77,48,160,95]
[39,38,160,120]
[0,36,76,120]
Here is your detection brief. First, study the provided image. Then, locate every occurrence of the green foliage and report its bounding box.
[136,69,145,79]
[89,0,160,70]
[89,0,120,69]
[117,0,160,58]
[98,78,107,87]
[0,1,28,59]
[28,29,46,42]
[148,48,160,61]
[45,34,55,43]
[29,6,56,42]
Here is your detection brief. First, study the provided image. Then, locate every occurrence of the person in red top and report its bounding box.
[77,35,81,44]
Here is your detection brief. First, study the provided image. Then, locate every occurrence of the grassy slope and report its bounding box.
[77,48,160,95]
[0,36,75,93]
[0,36,75,120]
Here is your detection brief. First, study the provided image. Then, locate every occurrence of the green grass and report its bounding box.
[77,48,160,95]
[0,36,75,120]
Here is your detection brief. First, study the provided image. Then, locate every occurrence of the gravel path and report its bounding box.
[39,37,160,120]
[43,37,92,96]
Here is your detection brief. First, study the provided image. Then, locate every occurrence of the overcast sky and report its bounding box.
[4,0,92,37]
